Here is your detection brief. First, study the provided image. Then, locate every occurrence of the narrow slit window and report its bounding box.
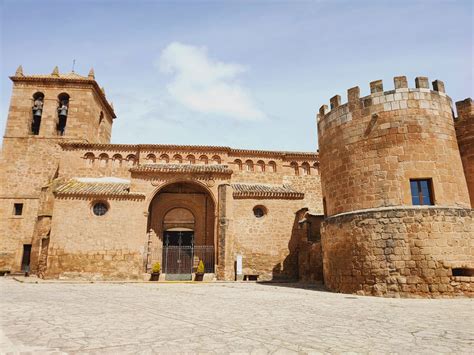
[410,179,434,205]
[452,268,474,277]
[14,203,23,216]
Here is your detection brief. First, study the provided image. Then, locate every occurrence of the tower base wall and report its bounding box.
[321,207,473,297]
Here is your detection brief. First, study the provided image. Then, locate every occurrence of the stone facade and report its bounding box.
[0,67,322,282]
[1,67,472,297]
[318,76,473,297]
[0,67,114,275]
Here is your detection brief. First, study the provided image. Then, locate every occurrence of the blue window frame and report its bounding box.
[410,179,434,205]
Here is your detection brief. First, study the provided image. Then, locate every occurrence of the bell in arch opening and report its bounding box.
[57,93,70,135]
[31,92,44,135]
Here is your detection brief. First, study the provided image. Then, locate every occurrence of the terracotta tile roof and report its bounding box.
[131,164,233,174]
[232,183,304,199]
[54,179,145,199]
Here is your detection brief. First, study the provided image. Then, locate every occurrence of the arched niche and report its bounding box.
[163,207,195,231]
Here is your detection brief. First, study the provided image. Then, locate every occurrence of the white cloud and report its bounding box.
[158,42,266,121]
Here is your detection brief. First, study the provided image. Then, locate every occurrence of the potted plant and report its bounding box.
[195,260,205,281]
[150,262,161,281]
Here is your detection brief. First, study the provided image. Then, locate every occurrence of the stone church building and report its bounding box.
[0,66,323,283]
[0,66,473,297]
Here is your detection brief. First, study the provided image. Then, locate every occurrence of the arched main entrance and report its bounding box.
[147,181,216,280]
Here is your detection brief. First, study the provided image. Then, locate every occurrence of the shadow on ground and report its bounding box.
[256,281,329,292]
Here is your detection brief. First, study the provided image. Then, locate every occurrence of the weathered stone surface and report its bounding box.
[318,78,470,216]
[318,77,473,297]
[0,69,322,282]
[321,207,474,297]
[1,280,473,353]
[1,69,472,299]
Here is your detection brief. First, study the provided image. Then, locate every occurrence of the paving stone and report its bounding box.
[0,279,472,353]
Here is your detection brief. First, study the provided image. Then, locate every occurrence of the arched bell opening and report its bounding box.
[31,92,44,135]
[147,181,216,279]
[57,93,70,136]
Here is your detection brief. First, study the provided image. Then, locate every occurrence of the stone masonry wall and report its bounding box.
[46,197,147,280]
[318,76,470,216]
[1,70,323,281]
[229,198,305,281]
[6,77,114,143]
[298,241,323,283]
[0,137,62,273]
[297,213,324,283]
[57,144,319,188]
[51,144,322,281]
[0,74,114,273]
[0,198,39,272]
[455,98,474,207]
[321,207,473,297]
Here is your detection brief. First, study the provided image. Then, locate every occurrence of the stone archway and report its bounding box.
[147,181,216,278]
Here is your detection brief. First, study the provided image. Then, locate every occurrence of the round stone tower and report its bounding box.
[317,76,473,297]
[455,98,474,207]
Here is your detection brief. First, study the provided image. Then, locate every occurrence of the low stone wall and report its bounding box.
[321,207,473,297]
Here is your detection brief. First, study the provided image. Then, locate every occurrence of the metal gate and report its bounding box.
[161,231,215,280]
[162,245,215,279]
[163,245,193,276]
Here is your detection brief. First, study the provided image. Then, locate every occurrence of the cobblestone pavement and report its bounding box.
[0,279,473,354]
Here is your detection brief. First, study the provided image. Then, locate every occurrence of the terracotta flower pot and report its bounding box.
[194,273,204,281]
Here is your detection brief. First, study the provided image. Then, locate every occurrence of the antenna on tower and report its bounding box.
[72,59,76,73]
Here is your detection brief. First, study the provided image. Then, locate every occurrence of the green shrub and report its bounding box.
[196,260,205,274]
[151,262,161,273]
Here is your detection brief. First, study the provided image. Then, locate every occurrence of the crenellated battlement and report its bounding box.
[455,98,473,121]
[317,76,453,132]
[317,74,471,216]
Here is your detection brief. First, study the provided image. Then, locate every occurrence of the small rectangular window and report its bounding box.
[13,203,23,216]
[410,179,434,205]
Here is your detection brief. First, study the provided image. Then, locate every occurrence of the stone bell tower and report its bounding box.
[4,65,115,142]
[0,66,116,274]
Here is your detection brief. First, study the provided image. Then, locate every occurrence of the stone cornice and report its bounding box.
[59,142,319,162]
[325,205,473,221]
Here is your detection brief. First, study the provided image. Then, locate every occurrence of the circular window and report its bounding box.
[92,202,108,216]
[253,206,266,218]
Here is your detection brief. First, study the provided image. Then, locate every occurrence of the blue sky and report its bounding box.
[1,0,472,151]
